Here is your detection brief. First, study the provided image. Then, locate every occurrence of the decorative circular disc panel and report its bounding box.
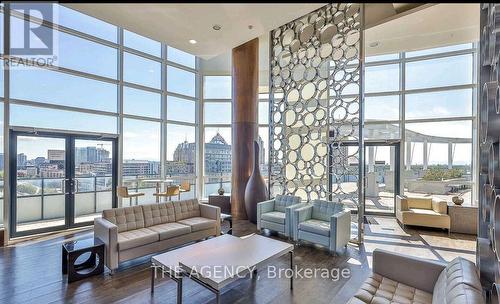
[269,3,361,202]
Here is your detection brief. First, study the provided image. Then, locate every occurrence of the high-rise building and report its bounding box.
[97,148,110,162]
[204,133,232,174]
[76,146,111,164]
[173,141,196,165]
[168,132,267,176]
[17,153,27,168]
[75,147,88,165]
[86,147,98,163]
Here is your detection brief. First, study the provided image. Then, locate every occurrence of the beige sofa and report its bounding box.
[349,249,484,304]
[94,199,220,272]
[396,195,450,231]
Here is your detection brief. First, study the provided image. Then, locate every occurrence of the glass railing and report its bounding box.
[15,176,113,225]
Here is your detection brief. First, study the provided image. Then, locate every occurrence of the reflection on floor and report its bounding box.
[17,213,99,232]
[363,216,476,266]
[0,215,476,304]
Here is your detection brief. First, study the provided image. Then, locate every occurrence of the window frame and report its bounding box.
[1,4,202,211]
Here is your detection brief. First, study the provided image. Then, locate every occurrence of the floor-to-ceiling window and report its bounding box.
[0,4,200,234]
[202,75,232,197]
[366,43,476,207]
[165,48,198,200]
[200,75,270,198]
[0,9,4,226]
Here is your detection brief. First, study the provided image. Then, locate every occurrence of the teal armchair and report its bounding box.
[257,194,305,239]
[293,199,351,254]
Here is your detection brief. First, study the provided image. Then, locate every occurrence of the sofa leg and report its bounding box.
[109,269,116,276]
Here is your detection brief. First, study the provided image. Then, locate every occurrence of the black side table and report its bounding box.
[62,238,105,283]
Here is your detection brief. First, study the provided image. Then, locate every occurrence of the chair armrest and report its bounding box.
[257,199,275,230]
[258,199,275,214]
[293,205,313,241]
[285,203,308,239]
[396,195,408,212]
[294,205,313,223]
[330,210,351,252]
[432,198,448,214]
[94,217,118,271]
[200,204,221,236]
[372,249,446,293]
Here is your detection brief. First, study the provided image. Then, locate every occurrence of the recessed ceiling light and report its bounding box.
[213,24,221,31]
[369,42,380,48]
[189,39,197,44]
[248,25,254,30]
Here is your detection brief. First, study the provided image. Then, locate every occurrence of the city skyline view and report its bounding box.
[12,131,267,178]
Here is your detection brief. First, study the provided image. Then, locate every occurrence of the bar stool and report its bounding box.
[117,186,145,206]
[178,181,191,199]
[153,185,180,202]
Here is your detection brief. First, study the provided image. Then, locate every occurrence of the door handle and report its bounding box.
[62,179,80,195]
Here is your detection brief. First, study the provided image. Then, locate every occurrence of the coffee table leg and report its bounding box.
[177,277,183,304]
[290,251,294,290]
[216,290,220,304]
[151,266,155,294]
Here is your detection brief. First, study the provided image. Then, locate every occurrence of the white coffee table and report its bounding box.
[151,234,294,304]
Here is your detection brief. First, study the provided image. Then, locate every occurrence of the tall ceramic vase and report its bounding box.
[244,140,268,223]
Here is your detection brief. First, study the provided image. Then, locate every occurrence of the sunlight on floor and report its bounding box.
[362,216,476,265]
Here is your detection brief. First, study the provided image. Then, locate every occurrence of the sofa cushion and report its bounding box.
[142,202,176,226]
[177,217,216,232]
[407,197,432,210]
[299,219,330,237]
[409,208,439,216]
[173,199,201,221]
[117,228,159,251]
[261,211,286,224]
[400,210,450,230]
[312,199,343,222]
[147,222,191,241]
[103,206,145,233]
[432,257,484,304]
[349,273,433,304]
[274,195,301,212]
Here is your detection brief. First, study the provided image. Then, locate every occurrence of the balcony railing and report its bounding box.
[15,176,113,224]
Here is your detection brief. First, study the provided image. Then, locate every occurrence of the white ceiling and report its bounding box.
[64,3,325,60]
[365,3,480,56]
[201,3,480,85]
[65,3,480,88]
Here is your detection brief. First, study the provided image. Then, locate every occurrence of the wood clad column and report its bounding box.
[231,38,259,220]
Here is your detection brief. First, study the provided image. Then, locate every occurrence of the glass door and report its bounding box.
[364,143,400,215]
[10,131,117,237]
[73,138,115,225]
[11,134,69,235]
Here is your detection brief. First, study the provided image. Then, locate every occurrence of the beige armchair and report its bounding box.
[396,195,450,231]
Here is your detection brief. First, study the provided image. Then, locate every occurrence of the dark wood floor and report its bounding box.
[0,217,476,304]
